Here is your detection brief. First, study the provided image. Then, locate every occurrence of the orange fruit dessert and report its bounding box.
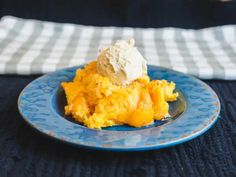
[61,61,178,129]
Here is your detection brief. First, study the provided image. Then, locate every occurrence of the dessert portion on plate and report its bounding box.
[61,39,178,129]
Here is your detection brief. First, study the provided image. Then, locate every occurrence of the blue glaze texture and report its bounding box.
[18,65,220,151]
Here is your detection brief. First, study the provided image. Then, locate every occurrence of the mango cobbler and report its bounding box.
[61,39,178,129]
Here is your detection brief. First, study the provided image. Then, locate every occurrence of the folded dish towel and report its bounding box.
[0,16,236,79]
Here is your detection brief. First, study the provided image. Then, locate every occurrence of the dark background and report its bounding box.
[0,1,236,177]
[1,0,236,28]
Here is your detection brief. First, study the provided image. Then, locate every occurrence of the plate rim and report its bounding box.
[18,65,221,151]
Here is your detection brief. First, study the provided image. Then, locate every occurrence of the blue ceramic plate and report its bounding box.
[18,65,220,151]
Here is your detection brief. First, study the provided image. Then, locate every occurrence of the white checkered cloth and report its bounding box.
[0,16,236,79]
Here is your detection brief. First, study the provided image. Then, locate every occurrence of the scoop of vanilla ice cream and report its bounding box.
[96,38,147,85]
